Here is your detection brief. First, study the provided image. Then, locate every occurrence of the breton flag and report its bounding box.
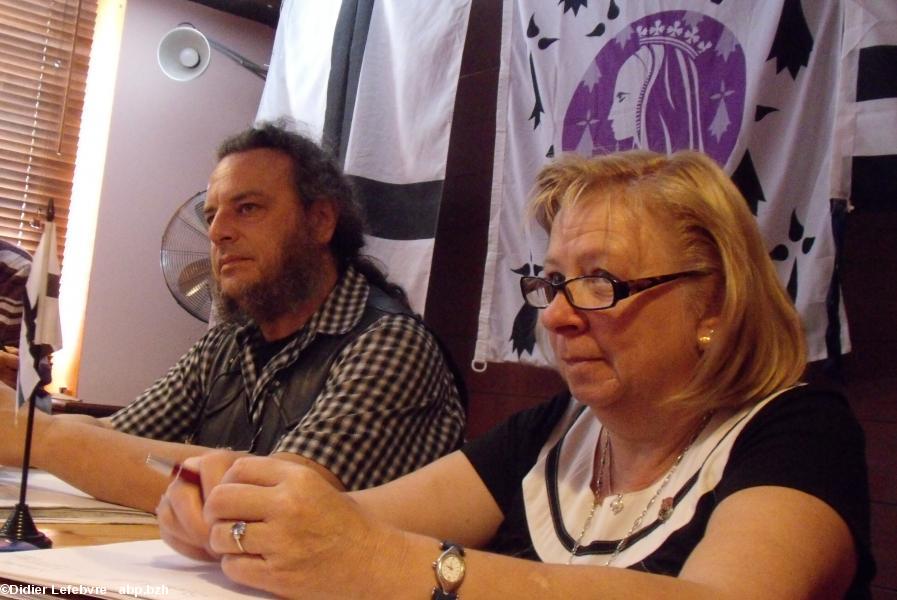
[832,0,897,213]
[475,0,884,368]
[17,204,62,409]
[256,0,472,313]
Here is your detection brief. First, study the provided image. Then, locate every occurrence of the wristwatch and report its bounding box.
[432,541,466,600]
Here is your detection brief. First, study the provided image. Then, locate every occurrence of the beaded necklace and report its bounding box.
[567,413,712,565]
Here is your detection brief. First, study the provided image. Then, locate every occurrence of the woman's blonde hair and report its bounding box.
[530,150,806,410]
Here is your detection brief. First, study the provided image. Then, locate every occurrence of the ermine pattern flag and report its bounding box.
[17,215,61,408]
[475,0,893,368]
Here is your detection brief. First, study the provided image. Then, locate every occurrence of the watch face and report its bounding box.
[441,554,465,584]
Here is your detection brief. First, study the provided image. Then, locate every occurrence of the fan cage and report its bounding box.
[160,190,213,322]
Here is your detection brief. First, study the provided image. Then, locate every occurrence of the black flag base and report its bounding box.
[0,503,52,551]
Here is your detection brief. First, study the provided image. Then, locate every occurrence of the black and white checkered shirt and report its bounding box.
[111,266,465,490]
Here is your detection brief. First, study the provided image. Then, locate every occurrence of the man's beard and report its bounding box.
[212,235,324,326]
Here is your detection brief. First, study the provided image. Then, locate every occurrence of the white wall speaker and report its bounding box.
[158,26,211,82]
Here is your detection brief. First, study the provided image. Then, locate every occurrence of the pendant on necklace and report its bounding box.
[610,495,624,514]
[658,497,675,522]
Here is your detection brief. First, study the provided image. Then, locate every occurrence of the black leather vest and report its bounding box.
[190,285,412,454]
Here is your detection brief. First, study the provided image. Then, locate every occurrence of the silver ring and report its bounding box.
[231,520,247,553]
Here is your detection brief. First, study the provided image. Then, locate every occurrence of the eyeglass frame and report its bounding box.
[519,269,710,311]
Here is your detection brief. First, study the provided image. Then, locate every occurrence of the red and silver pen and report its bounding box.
[145,454,203,499]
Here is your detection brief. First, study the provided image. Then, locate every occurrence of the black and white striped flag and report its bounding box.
[16,208,61,409]
[256,0,472,313]
[832,0,897,213]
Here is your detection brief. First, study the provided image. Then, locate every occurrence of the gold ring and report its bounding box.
[231,520,247,553]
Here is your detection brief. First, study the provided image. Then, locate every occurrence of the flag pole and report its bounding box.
[0,201,56,551]
[0,392,51,549]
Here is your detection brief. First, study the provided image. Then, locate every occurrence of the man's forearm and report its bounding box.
[33,417,212,513]
[54,412,114,427]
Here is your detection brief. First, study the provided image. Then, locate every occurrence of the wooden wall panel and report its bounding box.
[864,420,897,504]
[872,503,897,593]
[842,211,897,595]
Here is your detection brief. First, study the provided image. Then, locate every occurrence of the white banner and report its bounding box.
[256,1,342,142]
[17,217,61,408]
[257,0,471,313]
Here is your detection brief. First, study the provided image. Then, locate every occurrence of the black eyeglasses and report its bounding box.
[519,269,709,311]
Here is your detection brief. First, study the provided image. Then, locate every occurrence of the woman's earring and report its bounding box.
[698,329,714,350]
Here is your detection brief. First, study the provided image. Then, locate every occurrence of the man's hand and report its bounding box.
[0,347,18,389]
[156,450,244,561]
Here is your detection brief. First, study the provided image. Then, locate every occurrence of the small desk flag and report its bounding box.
[16,205,62,409]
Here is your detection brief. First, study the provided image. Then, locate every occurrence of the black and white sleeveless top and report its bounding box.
[461,385,874,598]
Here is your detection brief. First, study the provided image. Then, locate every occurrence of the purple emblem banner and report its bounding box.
[476,0,869,368]
[563,11,745,166]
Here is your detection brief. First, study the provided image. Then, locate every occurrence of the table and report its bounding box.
[37,522,159,548]
[2,467,160,549]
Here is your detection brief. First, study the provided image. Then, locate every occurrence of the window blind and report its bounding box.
[0,0,98,257]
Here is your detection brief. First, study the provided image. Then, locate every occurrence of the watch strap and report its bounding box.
[440,541,465,555]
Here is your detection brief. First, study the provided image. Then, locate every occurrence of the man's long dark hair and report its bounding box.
[217,120,408,306]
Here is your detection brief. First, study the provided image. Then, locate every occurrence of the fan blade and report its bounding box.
[177,258,212,298]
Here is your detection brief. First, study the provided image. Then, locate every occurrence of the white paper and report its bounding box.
[0,539,272,599]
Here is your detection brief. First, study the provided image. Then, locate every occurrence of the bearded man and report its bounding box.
[0,123,465,512]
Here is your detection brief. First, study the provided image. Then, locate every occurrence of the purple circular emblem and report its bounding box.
[563,10,746,165]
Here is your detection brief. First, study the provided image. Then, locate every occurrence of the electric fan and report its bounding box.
[160,190,212,322]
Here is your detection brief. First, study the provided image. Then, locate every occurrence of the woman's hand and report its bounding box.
[203,456,407,599]
[156,450,242,562]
